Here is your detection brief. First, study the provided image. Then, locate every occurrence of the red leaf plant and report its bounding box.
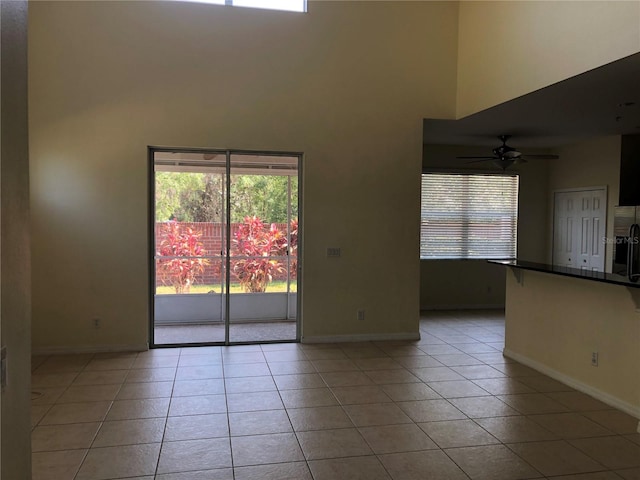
[232,216,297,293]
[156,221,210,293]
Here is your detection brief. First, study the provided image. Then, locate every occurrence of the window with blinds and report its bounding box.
[420,173,519,259]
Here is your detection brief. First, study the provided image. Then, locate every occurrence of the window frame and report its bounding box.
[420,170,519,261]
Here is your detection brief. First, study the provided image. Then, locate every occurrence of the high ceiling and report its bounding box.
[423,52,640,149]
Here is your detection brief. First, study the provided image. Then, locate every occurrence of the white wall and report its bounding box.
[29,1,460,350]
[457,1,640,117]
[1,1,32,477]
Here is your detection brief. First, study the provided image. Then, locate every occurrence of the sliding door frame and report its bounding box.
[148,146,303,348]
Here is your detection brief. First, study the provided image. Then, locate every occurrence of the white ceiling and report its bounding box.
[423,52,640,149]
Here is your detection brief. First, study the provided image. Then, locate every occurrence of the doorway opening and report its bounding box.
[149,148,302,347]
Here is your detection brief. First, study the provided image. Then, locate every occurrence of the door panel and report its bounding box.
[553,188,606,272]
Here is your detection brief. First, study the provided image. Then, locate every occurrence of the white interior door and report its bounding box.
[553,188,606,272]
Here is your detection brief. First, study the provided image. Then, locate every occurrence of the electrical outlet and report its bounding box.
[357,309,365,321]
[327,247,341,257]
[591,351,599,367]
[93,318,101,329]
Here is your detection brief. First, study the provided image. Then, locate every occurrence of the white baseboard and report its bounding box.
[33,344,149,355]
[420,304,505,311]
[302,332,420,344]
[504,348,640,432]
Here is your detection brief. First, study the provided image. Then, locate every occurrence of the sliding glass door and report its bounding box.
[151,149,301,346]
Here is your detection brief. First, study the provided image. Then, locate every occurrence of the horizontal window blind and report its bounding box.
[420,173,518,259]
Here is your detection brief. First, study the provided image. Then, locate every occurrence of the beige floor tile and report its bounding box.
[280,387,338,408]
[72,370,128,386]
[229,409,292,436]
[583,410,640,434]
[432,354,484,367]
[626,434,640,446]
[417,345,462,355]
[131,355,180,369]
[379,449,467,480]
[172,378,225,396]
[268,360,316,375]
[32,404,52,427]
[116,381,174,400]
[273,373,326,390]
[343,402,413,427]
[126,367,177,383]
[491,363,540,377]
[231,432,304,466]
[93,418,166,447]
[224,375,276,393]
[57,384,121,403]
[570,436,640,469]
[476,416,559,443]
[394,355,444,369]
[380,346,426,357]
[546,391,611,412]
[309,455,391,480]
[157,438,232,474]
[226,391,284,412]
[381,382,441,402]
[297,427,372,459]
[363,368,421,385]
[359,423,438,453]
[32,449,87,480]
[178,354,225,367]
[76,443,161,479]
[529,412,614,438]
[234,462,312,480]
[353,357,402,370]
[450,396,520,418]
[169,394,228,416]
[331,385,392,405]
[508,440,607,477]
[428,380,491,398]
[288,405,354,431]
[311,359,359,372]
[419,419,500,448]
[221,351,266,364]
[398,399,467,423]
[320,371,374,387]
[411,366,466,382]
[263,350,308,362]
[35,354,94,373]
[498,393,570,414]
[547,473,633,480]
[106,397,171,420]
[156,470,232,480]
[32,423,101,452]
[301,347,348,361]
[175,365,224,380]
[616,467,640,479]
[85,356,137,371]
[445,444,542,480]
[31,387,66,405]
[181,346,223,356]
[452,364,506,380]
[341,345,387,359]
[40,401,112,425]
[471,377,535,395]
[165,413,229,441]
[517,375,576,393]
[451,343,498,354]
[223,363,271,378]
[32,373,78,388]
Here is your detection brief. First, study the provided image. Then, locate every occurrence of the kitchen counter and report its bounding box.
[489,259,640,288]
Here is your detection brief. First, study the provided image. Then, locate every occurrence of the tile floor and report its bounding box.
[31,310,640,480]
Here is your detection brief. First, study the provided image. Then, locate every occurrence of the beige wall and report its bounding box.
[29,1,460,349]
[505,270,640,417]
[421,144,548,309]
[457,1,640,117]
[547,135,621,271]
[1,0,32,477]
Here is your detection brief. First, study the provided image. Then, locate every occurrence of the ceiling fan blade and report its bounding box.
[464,159,495,164]
[522,154,560,160]
[456,156,496,160]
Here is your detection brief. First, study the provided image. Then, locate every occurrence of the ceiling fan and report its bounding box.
[457,135,559,170]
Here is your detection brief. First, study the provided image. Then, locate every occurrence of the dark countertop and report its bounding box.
[488,259,640,289]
